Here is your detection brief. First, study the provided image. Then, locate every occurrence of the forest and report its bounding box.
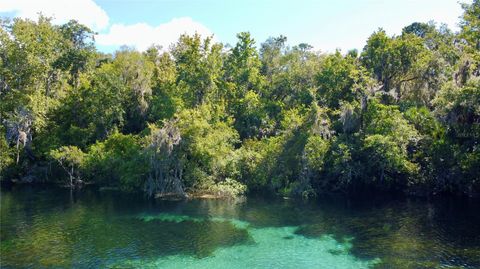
[1,1,479,199]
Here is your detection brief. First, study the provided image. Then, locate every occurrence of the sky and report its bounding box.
[0,0,469,54]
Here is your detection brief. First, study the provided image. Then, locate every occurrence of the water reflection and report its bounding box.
[1,186,479,268]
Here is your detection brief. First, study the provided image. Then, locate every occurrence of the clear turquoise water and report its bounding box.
[1,186,479,268]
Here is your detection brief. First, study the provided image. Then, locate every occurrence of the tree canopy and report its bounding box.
[1,1,479,197]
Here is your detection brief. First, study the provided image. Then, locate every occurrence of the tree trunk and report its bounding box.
[70,165,74,187]
[16,136,20,164]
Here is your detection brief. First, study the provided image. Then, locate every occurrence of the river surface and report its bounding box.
[1,185,479,268]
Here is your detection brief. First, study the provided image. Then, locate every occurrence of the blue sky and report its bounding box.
[0,0,468,53]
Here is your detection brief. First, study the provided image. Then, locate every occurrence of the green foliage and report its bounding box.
[322,139,358,190]
[54,62,127,144]
[460,0,480,51]
[304,135,330,172]
[0,129,14,180]
[235,107,311,194]
[171,34,224,106]
[2,5,480,197]
[224,32,269,139]
[364,101,419,147]
[258,38,321,115]
[434,80,480,132]
[430,80,480,194]
[85,132,147,191]
[225,32,263,97]
[234,90,273,139]
[49,146,85,186]
[200,178,247,198]
[316,52,368,108]
[175,104,240,190]
[361,29,440,104]
[363,134,418,186]
[402,22,436,38]
[147,52,180,122]
[54,20,96,88]
[236,136,287,191]
[404,106,443,138]
[50,146,85,167]
[358,101,421,188]
[112,49,155,132]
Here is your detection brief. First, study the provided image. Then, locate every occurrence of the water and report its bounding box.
[1,186,479,268]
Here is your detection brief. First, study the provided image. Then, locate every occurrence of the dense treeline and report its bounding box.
[1,1,479,198]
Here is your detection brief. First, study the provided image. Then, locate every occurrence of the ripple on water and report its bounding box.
[3,188,479,269]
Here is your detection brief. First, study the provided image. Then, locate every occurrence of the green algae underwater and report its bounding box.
[1,186,479,268]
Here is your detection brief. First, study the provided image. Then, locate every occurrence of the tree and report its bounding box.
[360,101,420,188]
[145,48,179,122]
[85,132,147,190]
[457,0,480,87]
[260,35,288,81]
[50,146,85,187]
[113,49,154,132]
[460,0,480,51]
[51,62,126,144]
[361,29,433,102]
[1,3,480,197]
[144,120,183,197]
[402,22,435,38]
[54,20,96,89]
[316,52,368,109]
[171,34,223,106]
[363,134,418,185]
[224,32,269,139]
[224,32,263,99]
[3,108,34,164]
[0,128,13,180]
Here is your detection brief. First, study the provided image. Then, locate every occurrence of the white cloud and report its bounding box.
[96,17,214,52]
[0,0,109,30]
[0,0,214,52]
